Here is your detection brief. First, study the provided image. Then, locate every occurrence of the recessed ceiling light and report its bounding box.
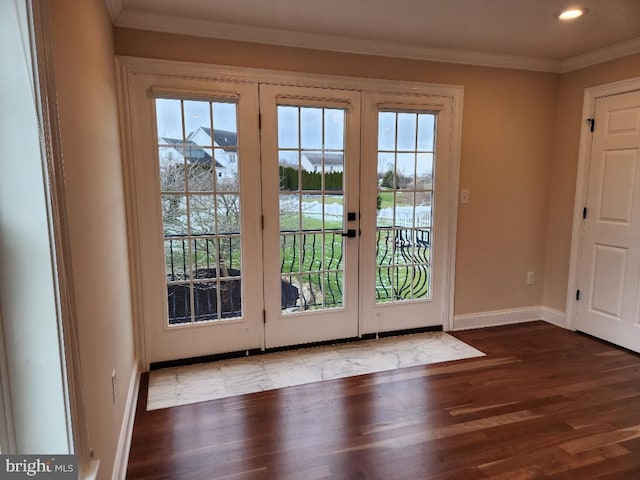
[557,8,587,20]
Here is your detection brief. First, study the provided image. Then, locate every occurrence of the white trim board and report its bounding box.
[113,8,640,74]
[112,364,139,480]
[561,37,640,73]
[453,306,567,331]
[540,307,567,329]
[565,76,640,332]
[116,56,464,98]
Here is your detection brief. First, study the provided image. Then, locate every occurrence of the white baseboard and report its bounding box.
[453,306,569,331]
[453,307,543,331]
[452,306,560,331]
[540,307,568,329]
[112,363,140,480]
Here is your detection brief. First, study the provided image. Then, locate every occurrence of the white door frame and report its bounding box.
[565,76,640,331]
[116,56,463,367]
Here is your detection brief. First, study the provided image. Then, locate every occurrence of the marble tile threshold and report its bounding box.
[147,331,485,411]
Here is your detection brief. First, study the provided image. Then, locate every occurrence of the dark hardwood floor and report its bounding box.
[126,322,640,479]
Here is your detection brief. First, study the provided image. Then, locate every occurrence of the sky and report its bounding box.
[156,99,237,140]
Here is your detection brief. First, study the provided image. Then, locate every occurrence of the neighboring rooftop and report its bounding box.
[192,127,237,149]
[160,137,223,167]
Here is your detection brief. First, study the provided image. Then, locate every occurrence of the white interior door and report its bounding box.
[576,89,640,353]
[359,93,454,334]
[260,85,361,348]
[128,74,264,365]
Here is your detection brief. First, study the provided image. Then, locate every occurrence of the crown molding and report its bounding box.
[115,9,640,74]
[561,37,640,73]
[104,0,123,23]
[116,9,563,73]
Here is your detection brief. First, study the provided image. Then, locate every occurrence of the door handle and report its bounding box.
[342,229,357,238]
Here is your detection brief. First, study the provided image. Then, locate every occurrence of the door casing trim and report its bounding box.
[565,76,640,331]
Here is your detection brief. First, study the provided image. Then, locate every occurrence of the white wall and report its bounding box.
[0,0,71,454]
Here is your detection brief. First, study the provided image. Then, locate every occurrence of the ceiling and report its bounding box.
[108,0,640,72]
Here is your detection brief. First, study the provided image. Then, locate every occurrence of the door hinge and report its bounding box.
[258,113,262,129]
[261,215,264,229]
[583,207,587,219]
[576,289,581,301]
[587,118,595,132]
[263,310,266,324]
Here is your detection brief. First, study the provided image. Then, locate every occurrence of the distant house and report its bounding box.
[280,151,344,173]
[158,127,238,179]
[187,127,238,178]
[158,136,226,177]
[163,127,343,177]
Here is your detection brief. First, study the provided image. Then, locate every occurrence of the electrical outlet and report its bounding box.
[526,271,535,285]
[111,369,117,403]
[460,189,470,204]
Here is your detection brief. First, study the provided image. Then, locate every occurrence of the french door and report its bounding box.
[260,85,361,348]
[123,64,458,366]
[260,87,453,346]
[127,75,265,365]
[360,93,453,334]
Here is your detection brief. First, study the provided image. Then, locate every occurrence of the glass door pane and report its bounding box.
[260,85,361,348]
[278,106,346,313]
[156,98,244,325]
[375,111,435,303]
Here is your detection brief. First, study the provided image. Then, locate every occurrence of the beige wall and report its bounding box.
[115,28,559,315]
[543,53,640,311]
[50,2,135,479]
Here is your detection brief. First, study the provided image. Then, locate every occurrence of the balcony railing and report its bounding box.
[164,226,430,324]
[279,228,344,312]
[375,227,431,301]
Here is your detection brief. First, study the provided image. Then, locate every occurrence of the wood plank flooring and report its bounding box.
[126,322,640,479]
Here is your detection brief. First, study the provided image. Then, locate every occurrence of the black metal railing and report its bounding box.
[279,229,344,310]
[165,233,240,282]
[164,226,431,323]
[375,227,430,301]
[164,233,243,324]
